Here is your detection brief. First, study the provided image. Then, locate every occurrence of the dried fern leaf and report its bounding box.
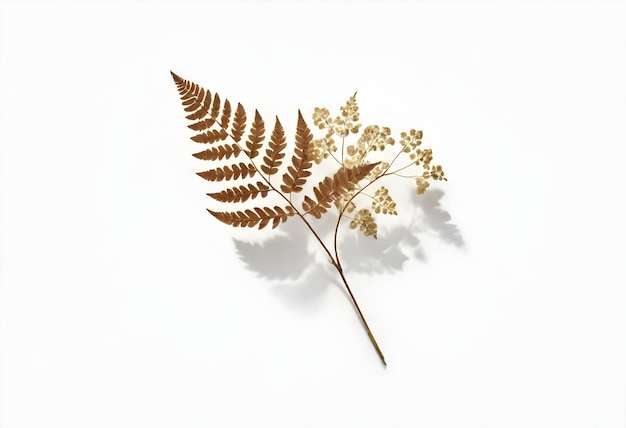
[231,103,247,142]
[181,93,197,107]
[261,117,287,176]
[196,162,256,182]
[302,162,379,219]
[192,144,242,161]
[188,96,231,132]
[280,110,314,194]
[183,87,205,112]
[186,92,212,121]
[209,93,221,124]
[171,72,213,122]
[190,129,228,144]
[245,110,265,159]
[208,205,295,229]
[206,181,270,203]
[219,99,232,129]
[188,118,216,131]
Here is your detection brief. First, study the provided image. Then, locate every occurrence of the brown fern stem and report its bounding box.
[290,208,387,367]
[334,264,387,367]
[332,174,388,367]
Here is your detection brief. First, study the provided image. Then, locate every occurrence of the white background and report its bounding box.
[1,1,625,427]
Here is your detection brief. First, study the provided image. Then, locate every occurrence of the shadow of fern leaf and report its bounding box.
[233,221,310,281]
[413,188,465,248]
[339,189,462,274]
[339,227,421,274]
[270,265,338,313]
[232,190,463,304]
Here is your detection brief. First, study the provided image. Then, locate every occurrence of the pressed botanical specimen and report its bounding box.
[170,72,447,366]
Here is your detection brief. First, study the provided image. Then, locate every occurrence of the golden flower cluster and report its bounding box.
[400,129,431,165]
[312,95,361,138]
[312,136,338,164]
[372,186,397,215]
[400,129,423,147]
[363,125,395,151]
[311,94,447,237]
[424,164,447,181]
[312,107,331,129]
[350,208,377,239]
[344,126,395,168]
[415,164,446,195]
[413,148,433,167]
[415,176,430,195]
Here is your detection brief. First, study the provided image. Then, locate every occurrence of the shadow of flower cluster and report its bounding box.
[233,188,463,310]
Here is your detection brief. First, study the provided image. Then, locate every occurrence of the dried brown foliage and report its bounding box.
[170,71,448,366]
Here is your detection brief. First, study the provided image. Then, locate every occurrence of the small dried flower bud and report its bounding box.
[372,186,398,215]
[430,165,447,181]
[416,177,430,195]
[312,107,331,129]
[352,209,377,239]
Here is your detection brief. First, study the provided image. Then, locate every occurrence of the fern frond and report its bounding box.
[302,163,380,219]
[183,87,205,112]
[220,99,232,129]
[188,118,216,131]
[209,93,221,124]
[171,72,213,122]
[192,144,242,161]
[261,117,287,176]
[187,96,230,132]
[207,181,270,203]
[280,110,314,194]
[190,129,228,144]
[231,103,247,142]
[186,96,211,121]
[245,110,265,159]
[184,91,222,132]
[196,163,256,182]
[208,205,295,230]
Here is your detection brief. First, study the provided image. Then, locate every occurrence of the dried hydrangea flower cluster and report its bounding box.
[416,177,430,195]
[311,94,446,238]
[311,94,360,158]
[312,136,337,164]
[372,186,397,215]
[350,208,378,238]
[343,125,395,168]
